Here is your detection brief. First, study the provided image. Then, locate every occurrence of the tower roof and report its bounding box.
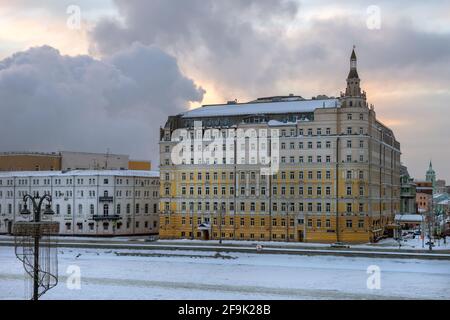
[351,48,357,60]
[427,161,435,174]
[347,47,359,79]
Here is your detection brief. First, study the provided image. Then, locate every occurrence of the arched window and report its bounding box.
[90,204,95,215]
[116,204,121,214]
[104,190,108,197]
[103,204,109,216]
[67,204,71,215]
[56,204,60,214]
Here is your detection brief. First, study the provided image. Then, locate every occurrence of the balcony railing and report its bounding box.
[99,196,114,202]
[92,215,121,221]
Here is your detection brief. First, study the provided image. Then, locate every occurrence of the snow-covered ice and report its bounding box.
[1,246,449,300]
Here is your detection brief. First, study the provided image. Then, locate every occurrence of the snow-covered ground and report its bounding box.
[159,237,450,251]
[1,246,449,300]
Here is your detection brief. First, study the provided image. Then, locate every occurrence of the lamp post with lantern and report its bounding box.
[18,194,56,300]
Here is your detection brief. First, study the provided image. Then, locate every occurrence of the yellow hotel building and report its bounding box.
[159,49,401,243]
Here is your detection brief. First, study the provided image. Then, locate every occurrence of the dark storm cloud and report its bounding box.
[0,44,204,166]
[89,0,301,96]
[90,0,299,56]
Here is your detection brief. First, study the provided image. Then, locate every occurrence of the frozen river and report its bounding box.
[1,246,449,300]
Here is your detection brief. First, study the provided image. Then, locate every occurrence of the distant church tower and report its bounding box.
[342,47,367,108]
[426,161,436,193]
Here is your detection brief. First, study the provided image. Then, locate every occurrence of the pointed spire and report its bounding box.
[427,160,435,176]
[348,46,359,79]
[351,45,357,60]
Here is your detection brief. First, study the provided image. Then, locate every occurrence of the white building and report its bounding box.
[0,170,160,236]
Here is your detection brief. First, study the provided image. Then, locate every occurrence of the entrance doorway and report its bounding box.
[7,221,12,234]
[202,230,210,241]
[198,223,211,240]
[298,230,304,242]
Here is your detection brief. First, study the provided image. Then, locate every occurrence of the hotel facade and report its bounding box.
[159,49,401,243]
[0,170,159,236]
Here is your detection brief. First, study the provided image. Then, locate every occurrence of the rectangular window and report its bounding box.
[346,203,352,213]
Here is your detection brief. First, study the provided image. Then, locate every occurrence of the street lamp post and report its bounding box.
[219,203,225,244]
[20,194,55,301]
[191,207,194,240]
[428,195,434,251]
[397,216,403,249]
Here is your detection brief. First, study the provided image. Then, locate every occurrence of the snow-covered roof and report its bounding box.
[395,214,424,222]
[181,98,340,118]
[434,193,450,199]
[267,120,296,126]
[0,170,159,178]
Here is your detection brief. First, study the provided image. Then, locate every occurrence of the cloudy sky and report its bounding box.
[0,0,449,182]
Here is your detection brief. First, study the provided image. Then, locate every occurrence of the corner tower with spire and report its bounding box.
[426,161,437,193]
[341,46,368,108]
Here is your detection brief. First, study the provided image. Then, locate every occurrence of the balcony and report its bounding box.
[99,196,114,202]
[92,215,121,221]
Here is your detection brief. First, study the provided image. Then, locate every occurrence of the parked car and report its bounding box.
[403,233,414,239]
[330,242,350,248]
